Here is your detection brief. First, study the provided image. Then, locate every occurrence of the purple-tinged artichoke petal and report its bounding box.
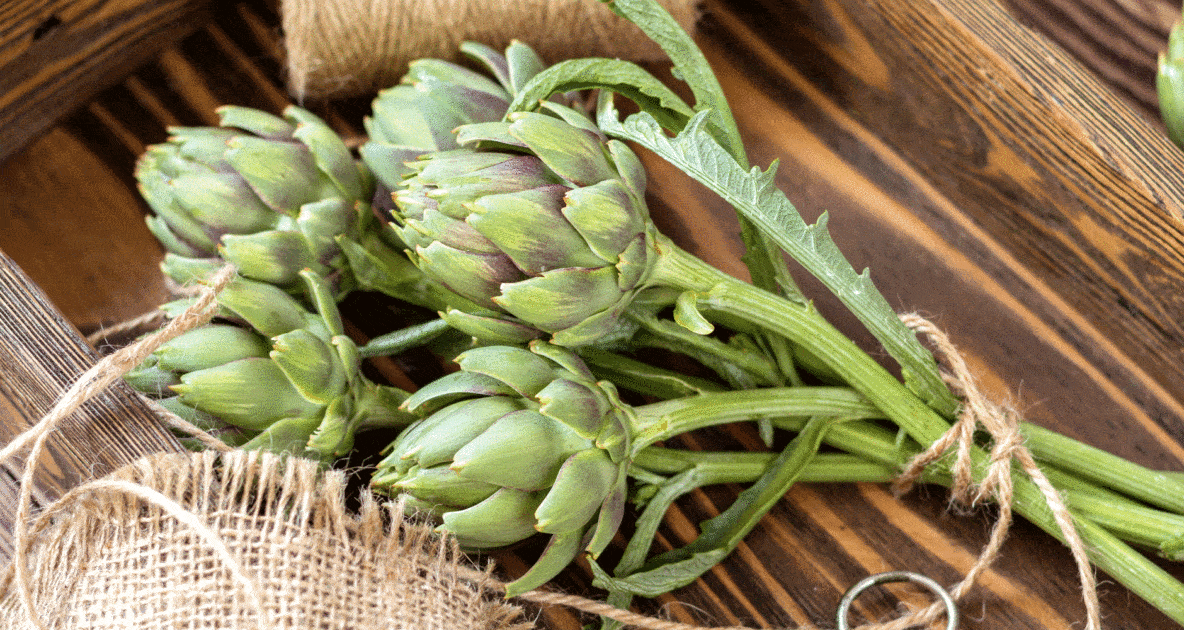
[536,378,607,439]
[439,488,544,549]
[548,303,630,348]
[495,266,621,331]
[451,409,589,491]
[170,172,277,233]
[225,136,332,214]
[416,241,525,308]
[468,185,604,274]
[508,110,616,186]
[418,208,501,253]
[561,178,645,262]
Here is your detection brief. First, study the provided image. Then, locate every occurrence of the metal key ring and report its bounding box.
[836,571,958,630]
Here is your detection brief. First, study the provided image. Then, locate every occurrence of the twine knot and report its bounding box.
[889,313,1101,630]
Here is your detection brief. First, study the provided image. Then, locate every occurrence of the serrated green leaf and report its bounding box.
[598,104,958,417]
[507,58,694,134]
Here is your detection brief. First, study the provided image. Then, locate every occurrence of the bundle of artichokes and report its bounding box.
[123,2,1184,626]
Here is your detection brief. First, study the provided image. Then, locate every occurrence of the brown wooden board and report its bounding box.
[0,0,211,165]
[0,252,184,561]
[2,0,1184,627]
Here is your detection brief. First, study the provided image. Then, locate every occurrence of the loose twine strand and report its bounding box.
[1,264,239,630]
[1,275,1099,629]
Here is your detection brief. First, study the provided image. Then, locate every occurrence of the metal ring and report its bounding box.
[836,571,958,630]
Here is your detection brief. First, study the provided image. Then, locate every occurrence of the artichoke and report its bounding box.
[360,40,552,193]
[389,103,658,346]
[137,105,426,302]
[371,341,631,594]
[127,266,413,460]
[1161,19,1184,147]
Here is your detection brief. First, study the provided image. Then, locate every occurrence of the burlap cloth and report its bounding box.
[0,449,530,630]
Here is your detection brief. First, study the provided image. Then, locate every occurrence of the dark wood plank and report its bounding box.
[0,0,211,164]
[0,251,185,564]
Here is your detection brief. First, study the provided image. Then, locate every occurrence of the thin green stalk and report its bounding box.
[357,318,451,358]
[1023,422,1184,515]
[629,386,884,453]
[648,241,1184,623]
[633,448,894,484]
[630,320,782,388]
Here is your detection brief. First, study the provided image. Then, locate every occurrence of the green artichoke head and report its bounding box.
[390,103,658,347]
[137,105,385,296]
[1160,19,1184,147]
[127,269,412,460]
[360,40,550,192]
[372,341,632,594]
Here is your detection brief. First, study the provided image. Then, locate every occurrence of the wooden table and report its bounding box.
[3,0,1184,627]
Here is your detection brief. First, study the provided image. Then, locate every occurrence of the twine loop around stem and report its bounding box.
[890,313,1101,630]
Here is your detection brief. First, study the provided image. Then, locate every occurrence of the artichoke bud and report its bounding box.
[129,272,413,459]
[360,41,552,189]
[372,342,635,589]
[137,104,387,298]
[390,104,658,347]
[1160,20,1184,147]
[271,328,348,404]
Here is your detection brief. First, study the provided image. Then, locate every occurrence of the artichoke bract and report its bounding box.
[372,341,631,594]
[137,105,429,303]
[127,268,414,460]
[389,103,658,347]
[360,40,550,193]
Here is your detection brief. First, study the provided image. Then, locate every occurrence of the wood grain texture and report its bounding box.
[0,0,210,164]
[0,252,184,562]
[1,0,1184,627]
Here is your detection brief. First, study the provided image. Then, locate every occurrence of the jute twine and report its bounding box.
[0,263,1101,629]
[280,0,700,100]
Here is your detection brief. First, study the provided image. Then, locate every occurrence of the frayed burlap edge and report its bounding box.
[0,449,532,630]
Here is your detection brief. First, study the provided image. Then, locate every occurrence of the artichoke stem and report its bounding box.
[645,234,1184,623]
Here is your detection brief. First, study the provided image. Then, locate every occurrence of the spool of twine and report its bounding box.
[281,0,701,100]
